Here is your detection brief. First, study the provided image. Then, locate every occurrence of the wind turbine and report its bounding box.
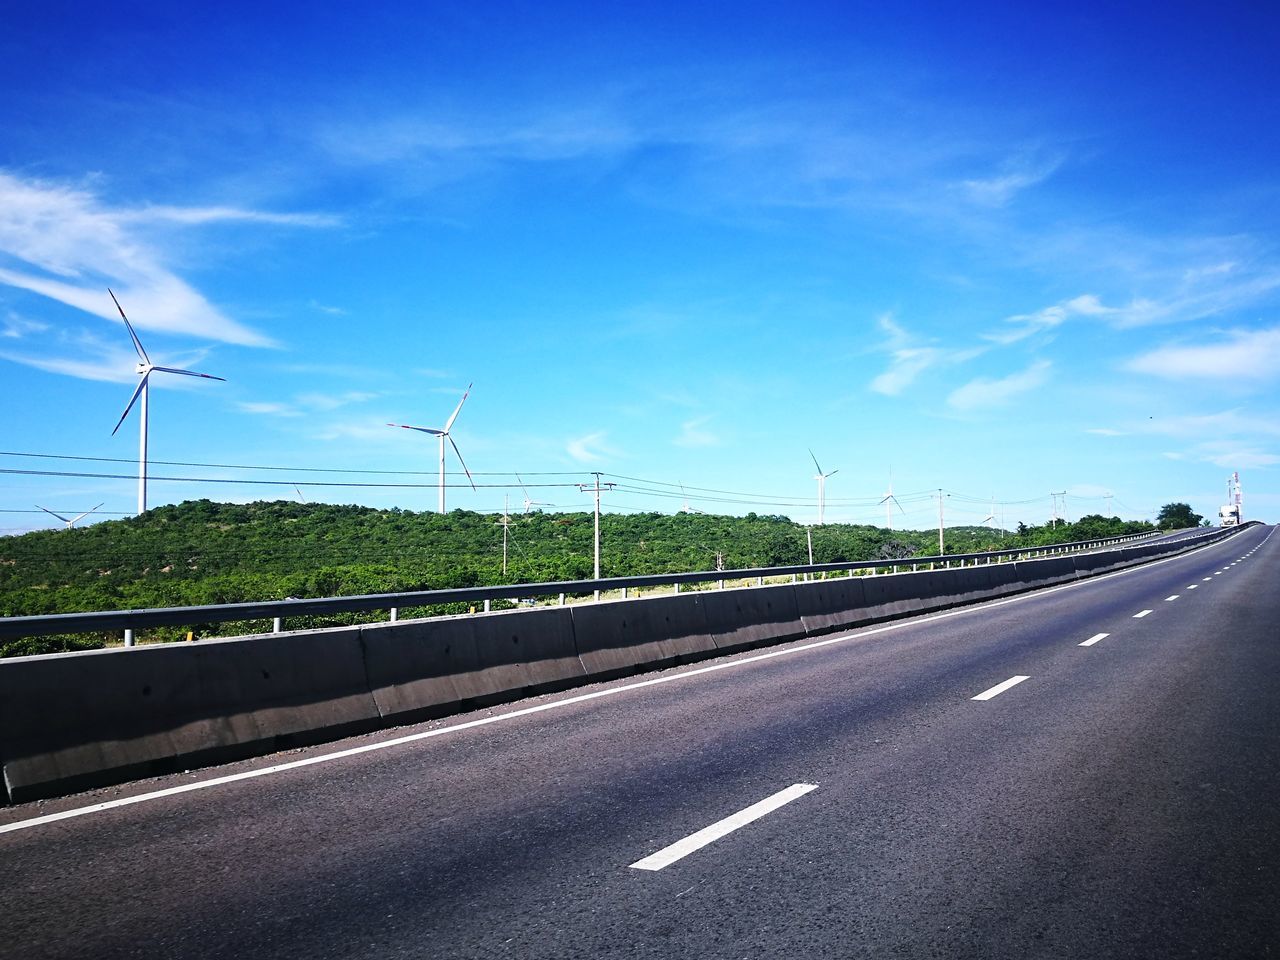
[388,383,477,514]
[109,289,225,516]
[809,449,838,525]
[36,503,103,529]
[517,473,549,514]
[879,469,905,530]
[679,482,703,515]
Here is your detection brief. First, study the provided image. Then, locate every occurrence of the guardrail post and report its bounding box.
[718,578,725,590]
[623,586,629,599]
[483,599,491,613]
[272,617,282,634]
[756,575,764,587]
[124,629,135,647]
[674,582,680,594]
[559,593,566,606]
[389,607,398,622]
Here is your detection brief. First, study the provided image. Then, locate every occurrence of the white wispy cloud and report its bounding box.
[960,152,1063,206]
[1126,326,1280,380]
[118,205,339,228]
[947,360,1051,412]
[238,390,381,419]
[0,170,335,355]
[674,415,720,448]
[318,106,636,169]
[985,294,1113,345]
[237,401,303,418]
[0,325,182,384]
[1168,442,1280,470]
[869,312,984,395]
[308,299,347,316]
[1,311,48,339]
[566,430,615,463]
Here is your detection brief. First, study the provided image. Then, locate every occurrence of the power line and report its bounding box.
[0,451,584,478]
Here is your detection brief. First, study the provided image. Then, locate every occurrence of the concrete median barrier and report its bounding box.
[795,576,869,635]
[858,570,947,622]
[0,627,379,804]
[703,583,805,654]
[362,607,585,725]
[1013,555,1079,591]
[571,593,715,679]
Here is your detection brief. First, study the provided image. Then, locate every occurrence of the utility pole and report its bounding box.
[937,489,947,556]
[578,473,615,599]
[496,494,511,576]
[1104,492,1113,517]
[1051,491,1067,527]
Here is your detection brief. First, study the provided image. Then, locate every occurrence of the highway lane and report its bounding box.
[1,524,1276,958]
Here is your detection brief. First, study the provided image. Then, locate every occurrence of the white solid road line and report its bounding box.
[972,676,1030,701]
[629,783,818,871]
[1079,633,1109,647]
[1133,610,1153,618]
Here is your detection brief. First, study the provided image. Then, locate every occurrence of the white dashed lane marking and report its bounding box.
[1079,633,1109,647]
[972,676,1030,701]
[1133,610,1153,618]
[629,784,819,871]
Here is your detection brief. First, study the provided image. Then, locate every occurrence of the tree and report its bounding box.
[1156,502,1202,529]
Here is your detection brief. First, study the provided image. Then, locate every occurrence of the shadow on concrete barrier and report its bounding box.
[0,523,1255,804]
[795,576,869,634]
[703,583,806,654]
[363,607,584,726]
[570,593,714,680]
[0,628,380,804]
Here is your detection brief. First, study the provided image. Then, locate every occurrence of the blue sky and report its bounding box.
[2,2,1278,534]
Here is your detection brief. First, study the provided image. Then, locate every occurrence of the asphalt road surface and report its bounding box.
[3,524,1277,959]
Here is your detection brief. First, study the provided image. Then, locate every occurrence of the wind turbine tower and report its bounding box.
[809,450,838,525]
[388,383,477,514]
[108,290,225,516]
[517,474,549,513]
[879,469,904,530]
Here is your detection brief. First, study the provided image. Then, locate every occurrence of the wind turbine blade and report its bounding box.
[70,503,105,524]
[878,495,891,505]
[112,373,149,436]
[892,496,905,514]
[444,382,473,433]
[36,504,72,524]
[808,448,822,474]
[108,289,150,365]
[388,423,444,435]
[150,365,226,382]
[448,436,477,490]
[827,469,839,478]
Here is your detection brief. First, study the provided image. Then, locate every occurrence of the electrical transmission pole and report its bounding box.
[937,489,947,556]
[578,473,615,599]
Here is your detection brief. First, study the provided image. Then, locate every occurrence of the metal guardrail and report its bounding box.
[0,528,1193,643]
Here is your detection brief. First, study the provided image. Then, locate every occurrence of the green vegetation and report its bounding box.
[0,500,1154,657]
[1155,502,1203,529]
